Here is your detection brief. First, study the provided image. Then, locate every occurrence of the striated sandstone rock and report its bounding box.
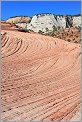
[1,30,81,121]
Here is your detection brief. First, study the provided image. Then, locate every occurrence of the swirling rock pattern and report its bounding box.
[1,30,81,121]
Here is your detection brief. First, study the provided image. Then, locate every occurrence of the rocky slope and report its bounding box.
[1,20,37,34]
[1,29,81,121]
[6,16,31,25]
[6,14,81,33]
[1,20,23,31]
[4,14,81,44]
[44,27,81,43]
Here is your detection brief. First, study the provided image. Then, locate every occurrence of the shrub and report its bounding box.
[38,30,44,34]
[48,32,54,37]
[67,39,71,42]
[45,31,54,37]
[75,26,81,32]
[77,26,81,32]
[74,40,78,43]
[57,26,61,30]
[76,35,78,38]
[45,27,49,32]
[52,25,57,31]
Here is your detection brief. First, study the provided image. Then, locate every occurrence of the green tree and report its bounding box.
[67,39,71,42]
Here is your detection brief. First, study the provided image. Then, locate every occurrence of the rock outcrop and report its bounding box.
[6,16,31,24]
[27,14,66,32]
[27,14,81,33]
[6,14,81,33]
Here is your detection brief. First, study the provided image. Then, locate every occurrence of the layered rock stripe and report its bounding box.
[1,30,81,121]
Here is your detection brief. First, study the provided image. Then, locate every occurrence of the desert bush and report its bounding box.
[76,35,78,38]
[77,26,81,32]
[73,38,75,41]
[57,26,61,30]
[48,32,54,37]
[52,25,57,31]
[38,30,44,34]
[45,31,54,37]
[36,14,39,18]
[74,40,78,43]
[75,26,81,32]
[45,27,49,32]
[67,39,71,42]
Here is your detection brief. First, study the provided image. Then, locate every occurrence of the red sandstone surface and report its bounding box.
[1,26,81,121]
[1,20,22,31]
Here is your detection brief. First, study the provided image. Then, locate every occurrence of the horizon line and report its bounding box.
[2,13,81,21]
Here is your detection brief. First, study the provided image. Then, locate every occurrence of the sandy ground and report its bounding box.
[1,30,81,121]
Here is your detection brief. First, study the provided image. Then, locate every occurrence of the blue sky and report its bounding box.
[2,1,81,20]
